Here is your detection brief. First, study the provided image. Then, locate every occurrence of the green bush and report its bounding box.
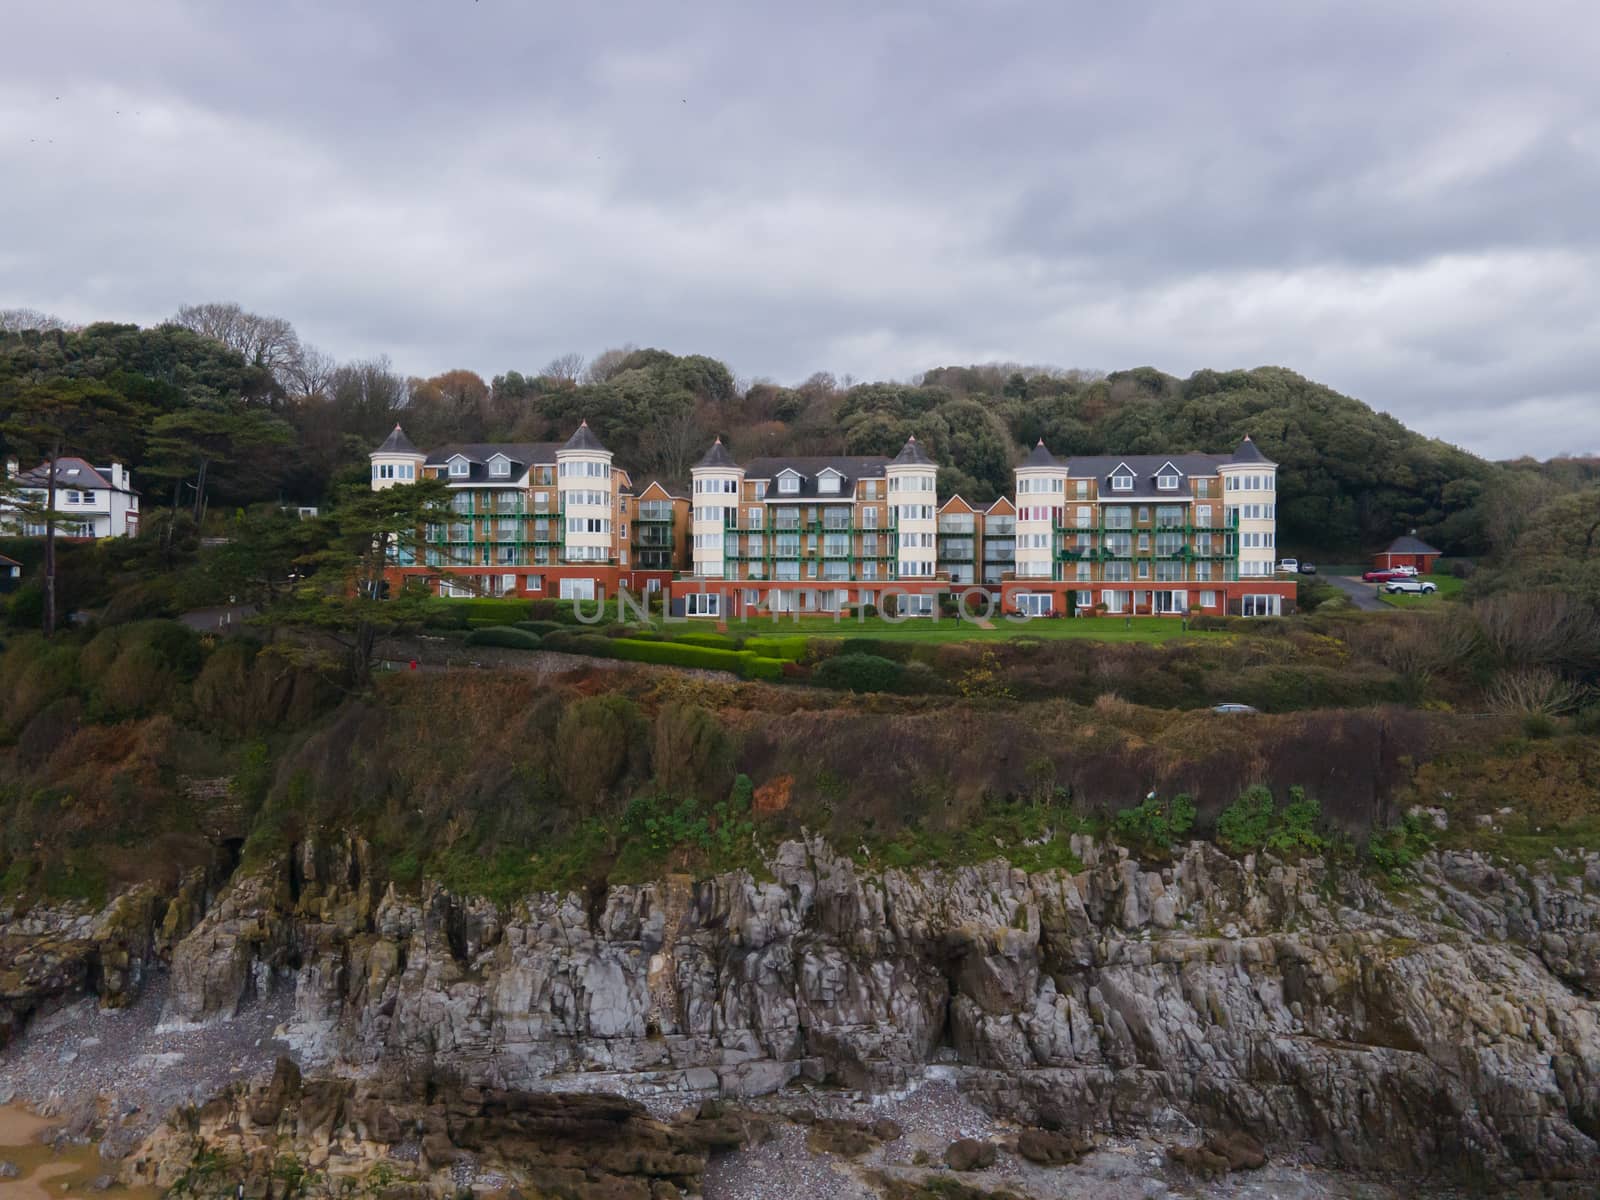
[465,626,543,650]
[740,655,784,682]
[423,597,532,629]
[1368,813,1435,878]
[742,635,808,661]
[664,631,742,651]
[514,619,568,637]
[1216,785,1276,852]
[1112,792,1196,852]
[813,653,904,693]
[1216,784,1325,855]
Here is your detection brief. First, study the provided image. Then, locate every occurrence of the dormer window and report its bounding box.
[1111,475,1133,491]
[777,472,801,494]
[1157,473,1178,490]
[488,454,511,478]
[448,457,470,478]
[817,469,842,495]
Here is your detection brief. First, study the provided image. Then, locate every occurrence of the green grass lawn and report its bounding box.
[1376,573,1465,608]
[636,614,1217,644]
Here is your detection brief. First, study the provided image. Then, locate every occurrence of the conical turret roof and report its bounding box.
[373,424,420,456]
[695,437,738,469]
[891,435,933,466]
[1021,439,1058,468]
[561,420,608,453]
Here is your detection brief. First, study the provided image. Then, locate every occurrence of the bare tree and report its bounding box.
[583,344,638,384]
[0,307,77,334]
[638,401,708,483]
[170,301,304,387]
[1473,591,1600,674]
[284,344,338,400]
[541,352,585,383]
[330,356,410,442]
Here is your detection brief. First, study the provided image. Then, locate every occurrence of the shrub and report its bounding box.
[1216,785,1276,853]
[654,703,734,799]
[514,620,567,637]
[1270,787,1324,852]
[465,626,543,651]
[1368,813,1435,877]
[1112,792,1196,852]
[1522,712,1557,740]
[423,597,532,629]
[837,637,915,662]
[741,655,784,682]
[665,631,743,651]
[743,635,807,661]
[813,653,904,693]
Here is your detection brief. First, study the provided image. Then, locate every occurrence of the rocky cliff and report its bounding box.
[122,834,1598,1192]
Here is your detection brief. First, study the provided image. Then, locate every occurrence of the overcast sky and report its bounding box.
[4,1,1598,459]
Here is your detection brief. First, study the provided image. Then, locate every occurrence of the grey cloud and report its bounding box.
[3,0,1599,459]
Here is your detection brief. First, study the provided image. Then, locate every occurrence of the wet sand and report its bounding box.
[0,1103,160,1199]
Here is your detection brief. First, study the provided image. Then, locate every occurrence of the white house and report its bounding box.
[2,457,141,539]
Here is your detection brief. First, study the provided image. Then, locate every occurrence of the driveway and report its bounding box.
[1325,575,1387,612]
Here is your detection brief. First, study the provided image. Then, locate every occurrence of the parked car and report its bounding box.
[1382,578,1438,595]
[1277,558,1299,574]
[1393,564,1420,576]
[1362,568,1405,582]
[1212,702,1259,714]
[1298,561,1317,574]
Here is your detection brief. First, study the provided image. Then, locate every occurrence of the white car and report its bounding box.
[1390,564,1420,577]
[1277,558,1299,574]
[1383,578,1437,595]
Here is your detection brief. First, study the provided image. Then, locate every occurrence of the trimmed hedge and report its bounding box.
[465,626,543,650]
[536,633,784,681]
[424,598,533,629]
[742,635,808,661]
[663,631,743,651]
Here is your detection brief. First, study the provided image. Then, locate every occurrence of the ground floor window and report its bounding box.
[900,593,935,616]
[1015,592,1053,617]
[1153,589,1188,614]
[439,578,471,598]
[1241,593,1281,617]
[1102,590,1124,614]
[524,574,544,591]
[686,591,721,616]
[1076,590,1092,611]
[560,577,596,601]
[1199,589,1217,608]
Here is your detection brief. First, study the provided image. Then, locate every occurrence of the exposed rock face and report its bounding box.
[0,874,206,1046]
[126,1055,769,1198]
[9,834,1600,1190]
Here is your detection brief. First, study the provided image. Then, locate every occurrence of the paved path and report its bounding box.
[178,604,258,631]
[1325,575,1387,612]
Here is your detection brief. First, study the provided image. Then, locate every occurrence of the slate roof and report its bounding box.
[1383,535,1441,556]
[12,457,130,493]
[695,438,738,469]
[891,436,934,466]
[1020,440,1059,468]
[372,425,420,455]
[424,443,563,483]
[1230,435,1273,465]
[562,420,609,453]
[741,455,891,499]
[1060,453,1235,501]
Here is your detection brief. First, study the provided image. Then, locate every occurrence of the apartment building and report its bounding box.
[675,436,951,617]
[1,457,140,539]
[1003,436,1291,617]
[369,422,678,601]
[372,422,1295,617]
[675,433,1293,618]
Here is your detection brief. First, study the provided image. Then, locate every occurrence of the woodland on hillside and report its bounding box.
[5,302,1594,565]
